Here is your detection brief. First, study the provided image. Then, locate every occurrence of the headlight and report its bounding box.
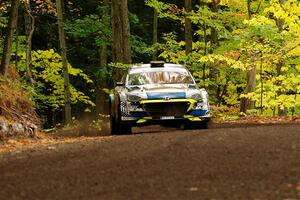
[191,93,202,102]
[127,94,142,102]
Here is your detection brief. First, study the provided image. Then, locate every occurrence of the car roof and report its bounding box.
[129,63,188,74]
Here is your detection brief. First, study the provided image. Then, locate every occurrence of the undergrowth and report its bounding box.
[0,67,39,139]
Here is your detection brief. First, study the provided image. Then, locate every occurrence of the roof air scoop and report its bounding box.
[150,61,164,68]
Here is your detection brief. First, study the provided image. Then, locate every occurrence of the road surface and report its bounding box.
[1,124,300,199]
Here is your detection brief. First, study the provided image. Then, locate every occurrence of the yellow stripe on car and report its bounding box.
[183,115,202,121]
[136,117,152,124]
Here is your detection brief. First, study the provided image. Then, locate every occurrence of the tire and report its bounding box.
[118,124,132,134]
[110,114,118,135]
[110,119,132,135]
[109,97,119,135]
[200,120,211,129]
[109,98,132,135]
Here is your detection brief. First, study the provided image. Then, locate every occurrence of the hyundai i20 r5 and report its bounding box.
[109,62,211,134]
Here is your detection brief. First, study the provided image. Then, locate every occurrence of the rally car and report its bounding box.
[109,62,211,134]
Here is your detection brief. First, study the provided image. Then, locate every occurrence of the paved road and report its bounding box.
[1,124,300,200]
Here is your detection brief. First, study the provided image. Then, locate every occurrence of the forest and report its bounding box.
[0,0,299,130]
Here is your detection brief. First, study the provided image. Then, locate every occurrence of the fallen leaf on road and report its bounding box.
[47,146,56,150]
[189,187,198,192]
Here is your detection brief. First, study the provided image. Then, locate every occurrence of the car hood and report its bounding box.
[128,84,195,100]
[143,84,188,90]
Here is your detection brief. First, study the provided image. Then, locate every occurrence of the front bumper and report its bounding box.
[120,98,210,125]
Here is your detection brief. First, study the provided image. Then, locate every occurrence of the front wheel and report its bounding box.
[109,105,132,135]
[109,94,133,135]
[110,118,132,135]
[118,123,132,135]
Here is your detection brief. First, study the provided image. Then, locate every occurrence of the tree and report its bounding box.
[152,8,158,60]
[96,0,110,115]
[56,0,71,124]
[0,0,19,77]
[184,0,192,55]
[63,2,113,116]
[276,0,287,116]
[209,0,220,47]
[240,0,256,113]
[111,0,132,81]
[24,0,35,84]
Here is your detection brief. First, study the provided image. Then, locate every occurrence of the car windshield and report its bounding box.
[127,70,194,85]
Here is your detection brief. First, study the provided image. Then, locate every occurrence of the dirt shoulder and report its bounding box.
[215,116,300,124]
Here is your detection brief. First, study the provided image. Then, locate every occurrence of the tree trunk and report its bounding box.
[185,0,192,55]
[276,0,285,33]
[0,0,19,77]
[276,0,286,116]
[240,65,256,113]
[15,14,19,68]
[202,22,207,84]
[95,0,110,116]
[56,0,71,125]
[240,0,257,113]
[111,0,132,82]
[247,0,251,20]
[152,8,158,61]
[207,0,220,95]
[24,0,35,84]
[96,45,109,115]
[210,0,220,47]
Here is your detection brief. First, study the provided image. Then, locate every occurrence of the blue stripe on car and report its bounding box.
[190,109,207,116]
[146,92,186,100]
[130,111,148,118]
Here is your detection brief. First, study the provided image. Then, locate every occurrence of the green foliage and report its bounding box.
[13,36,27,53]
[158,32,185,63]
[145,0,180,20]
[0,15,7,28]
[152,0,300,115]
[129,12,153,61]
[240,0,300,114]
[65,14,112,47]
[108,62,137,71]
[1,0,299,125]
[157,30,246,106]
[65,7,151,76]
[19,49,95,111]
[0,14,7,53]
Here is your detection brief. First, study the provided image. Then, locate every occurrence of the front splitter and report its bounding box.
[120,115,211,127]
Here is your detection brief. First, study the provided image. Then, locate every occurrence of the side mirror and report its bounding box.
[194,78,200,83]
[116,82,125,86]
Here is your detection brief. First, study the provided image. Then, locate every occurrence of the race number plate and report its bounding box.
[161,116,175,120]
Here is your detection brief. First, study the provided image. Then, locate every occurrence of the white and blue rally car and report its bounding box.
[109,61,211,134]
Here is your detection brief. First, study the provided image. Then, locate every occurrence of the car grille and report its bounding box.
[143,102,190,117]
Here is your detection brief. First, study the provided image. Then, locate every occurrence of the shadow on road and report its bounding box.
[48,121,300,140]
